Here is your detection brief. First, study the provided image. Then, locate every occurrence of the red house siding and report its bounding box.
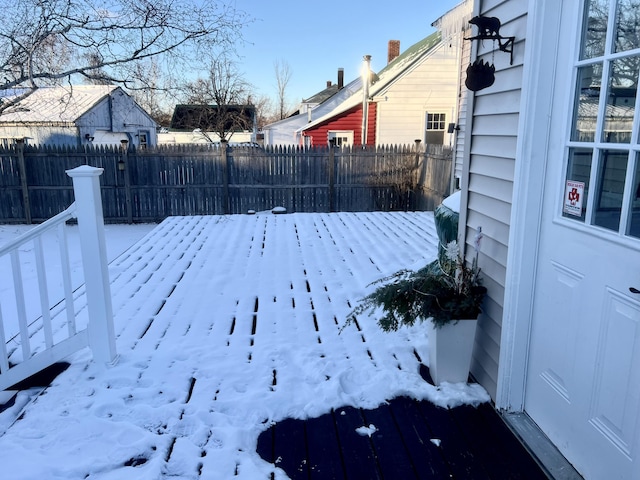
[303,103,377,146]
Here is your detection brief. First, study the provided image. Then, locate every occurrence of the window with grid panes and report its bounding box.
[563,0,640,238]
[425,113,446,145]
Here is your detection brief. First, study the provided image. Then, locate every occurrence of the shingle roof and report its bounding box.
[302,83,342,105]
[0,85,119,124]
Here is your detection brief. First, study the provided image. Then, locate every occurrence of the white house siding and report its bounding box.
[0,125,80,146]
[454,35,473,184]
[374,43,458,146]
[462,0,528,400]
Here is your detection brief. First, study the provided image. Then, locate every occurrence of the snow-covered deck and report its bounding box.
[0,212,544,479]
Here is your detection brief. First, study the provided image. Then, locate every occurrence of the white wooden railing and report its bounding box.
[0,166,117,391]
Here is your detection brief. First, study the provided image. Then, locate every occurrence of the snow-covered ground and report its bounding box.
[0,222,157,342]
[0,213,489,480]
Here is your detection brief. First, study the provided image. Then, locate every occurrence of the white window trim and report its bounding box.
[328,130,354,146]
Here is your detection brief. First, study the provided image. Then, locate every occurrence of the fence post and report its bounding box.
[328,140,336,212]
[66,165,118,365]
[16,140,32,224]
[413,139,423,211]
[221,139,230,214]
[120,140,133,224]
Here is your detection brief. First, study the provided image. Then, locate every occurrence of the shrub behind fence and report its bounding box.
[0,142,452,224]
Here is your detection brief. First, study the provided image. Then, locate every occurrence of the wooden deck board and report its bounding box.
[417,398,492,480]
[276,418,310,479]
[388,396,450,479]
[361,402,418,479]
[333,407,381,480]
[258,395,551,480]
[306,412,345,479]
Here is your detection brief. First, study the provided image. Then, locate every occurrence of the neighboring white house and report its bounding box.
[0,85,157,148]
[371,19,468,147]
[456,1,640,479]
[262,69,362,146]
[298,26,462,147]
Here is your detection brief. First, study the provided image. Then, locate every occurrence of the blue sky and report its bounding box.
[235,0,462,108]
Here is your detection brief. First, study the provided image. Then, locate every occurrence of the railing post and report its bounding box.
[66,165,117,365]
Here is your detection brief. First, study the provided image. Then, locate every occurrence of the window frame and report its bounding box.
[562,0,640,239]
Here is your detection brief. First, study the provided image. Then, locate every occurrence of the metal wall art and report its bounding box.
[464,16,515,92]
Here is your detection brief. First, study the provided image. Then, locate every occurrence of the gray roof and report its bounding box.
[302,83,342,105]
[0,85,119,124]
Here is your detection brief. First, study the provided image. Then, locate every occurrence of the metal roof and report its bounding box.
[0,85,119,124]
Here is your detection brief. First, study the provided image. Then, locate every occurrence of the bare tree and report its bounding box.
[252,94,277,131]
[180,55,254,142]
[274,59,292,120]
[129,58,174,126]
[0,0,250,114]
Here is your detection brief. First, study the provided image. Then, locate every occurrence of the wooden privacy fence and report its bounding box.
[0,142,453,223]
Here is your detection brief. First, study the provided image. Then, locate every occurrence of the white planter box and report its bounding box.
[427,318,478,385]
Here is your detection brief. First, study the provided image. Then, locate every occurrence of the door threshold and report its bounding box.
[500,411,583,480]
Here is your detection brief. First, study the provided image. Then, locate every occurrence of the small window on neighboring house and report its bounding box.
[425,113,446,145]
[138,131,149,149]
[328,131,354,146]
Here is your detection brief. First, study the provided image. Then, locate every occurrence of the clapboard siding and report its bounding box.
[467,191,512,226]
[475,232,509,270]
[470,134,519,156]
[471,114,520,137]
[483,0,528,21]
[475,249,508,292]
[375,43,458,145]
[463,0,529,400]
[467,209,511,249]
[473,90,522,115]
[468,174,514,204]
[469,155,515,181]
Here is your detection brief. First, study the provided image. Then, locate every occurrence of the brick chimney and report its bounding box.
[327,81,332,88]
[388,40,400,64]
[338,68,344,89]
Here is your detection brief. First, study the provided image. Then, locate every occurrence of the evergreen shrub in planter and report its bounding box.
[350,241,487,385]
[351,242,486,330]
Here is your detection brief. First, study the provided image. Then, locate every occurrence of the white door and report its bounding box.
[526,1,640,479]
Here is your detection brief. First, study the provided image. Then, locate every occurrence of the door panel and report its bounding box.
[537,261,584,403]
[590,289,640,458]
